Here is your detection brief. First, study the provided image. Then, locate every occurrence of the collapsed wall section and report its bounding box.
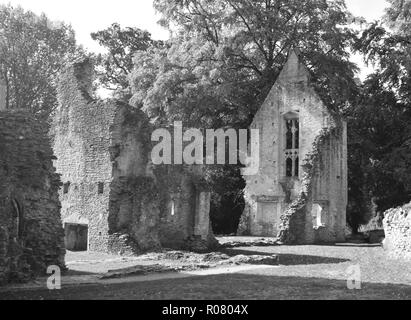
[108,107,161,252]
[53,60,117,252]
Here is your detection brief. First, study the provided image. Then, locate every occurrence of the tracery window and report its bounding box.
[284,118,299,178]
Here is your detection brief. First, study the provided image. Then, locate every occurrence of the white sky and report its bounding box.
[1,0,389,77]
[1,0,171,53]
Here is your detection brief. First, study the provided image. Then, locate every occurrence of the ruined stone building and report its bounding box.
[0,78,65,284]
[239,51,348,244]
[52,60,216,254]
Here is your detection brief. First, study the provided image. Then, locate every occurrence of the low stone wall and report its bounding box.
[383,204,411,260]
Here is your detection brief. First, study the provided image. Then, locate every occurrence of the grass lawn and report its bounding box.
[0,243,410,300]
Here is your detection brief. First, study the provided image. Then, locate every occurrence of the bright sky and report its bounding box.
[1,0,389,77]
[1,0,170,53]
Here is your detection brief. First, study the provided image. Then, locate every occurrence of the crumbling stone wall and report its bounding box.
[277,126,346,244]
[53,59,216,254]
[0,111,65,284]
[52,59,159,254]
[239,51,347,244]
[383,203,411,260]
[154,165,217,252]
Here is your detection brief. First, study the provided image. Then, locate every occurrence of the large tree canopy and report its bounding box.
[130,0,359,129]
[91,23,164,99]
[385,0,411,34]
[0,4,82,120]
[346,2,411,231]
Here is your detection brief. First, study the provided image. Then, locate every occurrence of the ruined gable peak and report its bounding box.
[72,58,94,96]
[277,49,310,85]
[58,58,94,105]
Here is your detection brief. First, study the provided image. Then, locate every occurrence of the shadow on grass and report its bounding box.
[220,248,350,265]
[333,243,382,248]
[1,273,410,300]
[64,270,100,276]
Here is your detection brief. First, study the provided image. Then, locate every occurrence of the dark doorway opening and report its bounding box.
[64,223,88,251]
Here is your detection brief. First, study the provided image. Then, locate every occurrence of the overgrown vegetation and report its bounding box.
[278,127,340,243]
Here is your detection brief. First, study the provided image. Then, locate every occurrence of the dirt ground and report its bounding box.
[0,237,410,300]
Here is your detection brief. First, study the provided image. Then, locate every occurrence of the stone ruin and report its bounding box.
[0,51,378,283]
[239,50,348,244]
[52,59,217,255]
[0,78,65,284]
[383,203,411,260]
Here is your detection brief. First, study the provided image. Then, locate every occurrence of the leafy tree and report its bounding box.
[348,9,411,231]
[346,73,410,231]
[385,0,411,34]
[132,0,359,128]
[357,23,411,103]
[91,23,164,99]
[0,4,82,120]
[130,0,360,234]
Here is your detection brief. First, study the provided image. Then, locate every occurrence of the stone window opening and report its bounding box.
[12,199,24,239]
[312,203,326,228]
[63,182,71,194]
[171,199,175,216]
[284,116,299,178]
[98,182,104,194]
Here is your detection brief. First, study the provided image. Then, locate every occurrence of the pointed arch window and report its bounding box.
[12,199,24,239]
[284,114,299,178]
